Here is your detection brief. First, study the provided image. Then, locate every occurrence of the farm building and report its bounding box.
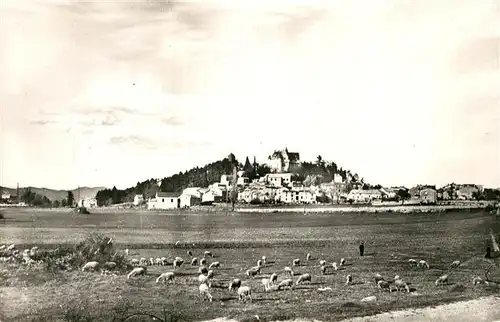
[133,194,144,206]
[347,189,383,203]
[265,173,293,187]
[78,197,97,208]
[456,185,481,200]
[180,193,201,208]
[148,192,182,209]
[420,188,437,204]
[1,191,11,200]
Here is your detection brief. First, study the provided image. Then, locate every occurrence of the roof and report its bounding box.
[156,192,181,198]
[349,189,382,195]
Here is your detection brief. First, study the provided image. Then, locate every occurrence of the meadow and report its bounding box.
[0,208,499,322]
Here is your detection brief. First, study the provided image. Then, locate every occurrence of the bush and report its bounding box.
[249,198,262,205]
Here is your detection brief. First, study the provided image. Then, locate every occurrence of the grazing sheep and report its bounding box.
[377,280,392,292]
[449,260,461,269]
[156,272,175,284]
[149,258,154,266]
[292,258,300,266]
[207,270,214,279]
[199,266,208,274]
[7,244,15,251]
[319,260,326,266]
[29,247,39,257]
[161,257,168,266]
[130,258,140,266]
[238,286,252,302]
[199,283,213,302]
[296,273,312,285]
[320,265,327,275]
[0,245,5,250]
[200,258,207,266]
[82,261,100,272]
[257,259,263,267]
[228,278,242,291]
[246,267,260,278]
[127,267,147,279]
[394,277,410,292]
[175,241,180,246]
[306,253,311,261]
[103,262,117,270]
[204,251,213,258]
[472,276,486,285]
[345,274,352,285]
[173,259,183,269]
[435,274,449,286]
[125,249,129,256]
[374,273,384,284]
[332,262,338,271]
[340,258,346,266]
[284,266,294,277]
[261,278,271,291]
[208,261,220,269]
[155,258,162,265]
[277,279,293,290]
[187,250,193,256]
[198,274,209,284]
[418,260,430,269]
[408,259,417,266]
[139,257,148,266]
[191,257,198,266]
[269,273,278,284]
[261,256,266,265]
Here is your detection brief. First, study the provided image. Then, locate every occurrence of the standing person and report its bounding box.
[359,241,365,257]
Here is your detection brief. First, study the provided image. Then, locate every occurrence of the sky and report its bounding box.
[0,0,499,190]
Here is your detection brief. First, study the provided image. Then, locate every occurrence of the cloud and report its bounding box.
[109,135,159,149]
[30,119,57,126]
[161,116,184,126]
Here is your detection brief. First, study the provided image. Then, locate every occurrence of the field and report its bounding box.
[0,208,499,322]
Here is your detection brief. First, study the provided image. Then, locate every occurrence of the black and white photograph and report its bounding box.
[0,0,499,321]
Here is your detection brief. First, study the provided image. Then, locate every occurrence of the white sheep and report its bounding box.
[408,259,417,266]
[261,256,266,265]
[208,261,220,269]
[374,273,384,284]
[199,266,208,274]
[139,257,148,266]
[377,280,391,292]
[340,258,346,266]
[175,240,180,246]
[125,249,129,256]
[82,261,100,272]
[332,262,338,271]
[0,245,5,250]
[292,258,300,266]
[155,258,162,265]
[191,257,198,266]
[207,270,214,279]
[277,279,293,290]
[306,253,311,261]
[29,246,39,257]
[449,260,461,269]
[103,261,117,270]
[319,260,326,266]
[200,258,207,266]
[320,265,327,275]
[246,267,260,278]
[161,257,168,266]
[149,257,154,266]
[199,283,213,302]
[418,260,430,269]
[284,266,294,277]
[435,274,448,286]
[261,278,271,291]
[472,276,486,285]
[7,244,15,251]
[296,273,311,285]
[127,267,147,279]
[394,276,410,292]
[204,251,213,258]
[228,278,242,291]
[238,286,252,302]
[198,274,209,284]
[345,274,352,285]
[257,259,263,267]
[156,272,175,284]
[269,273,278,284]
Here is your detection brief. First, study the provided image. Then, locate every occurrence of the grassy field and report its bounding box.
[0,208,499,322]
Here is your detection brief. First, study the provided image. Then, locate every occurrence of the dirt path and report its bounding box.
[340,296,500,322]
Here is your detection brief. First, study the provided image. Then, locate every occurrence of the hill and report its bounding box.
[0,186,107,202]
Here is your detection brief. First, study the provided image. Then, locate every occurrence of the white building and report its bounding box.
[78,197,97,208]
[237,177,250,186]
[148,192,182,209]
[266,148,300,173]
[182,187,203,199]
[265,173,293,187]
[133,194,144,206]
[347,189,383,203]
[1,191,10,200]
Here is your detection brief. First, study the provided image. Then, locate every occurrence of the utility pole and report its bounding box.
[17,182,19,204]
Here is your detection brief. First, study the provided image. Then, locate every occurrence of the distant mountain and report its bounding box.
[0,186,107,202]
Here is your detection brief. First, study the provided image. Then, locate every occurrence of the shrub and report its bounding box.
[249,198,262,205]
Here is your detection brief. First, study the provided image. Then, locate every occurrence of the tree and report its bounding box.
[61,199,68,207]
[67,191,75,207]
[52,200,60,208]
[396,189,411,204]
